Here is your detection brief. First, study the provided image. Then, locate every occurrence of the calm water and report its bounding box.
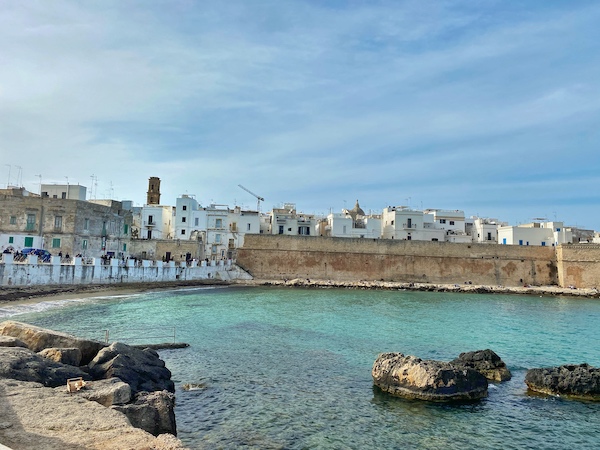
[2,286,600,449]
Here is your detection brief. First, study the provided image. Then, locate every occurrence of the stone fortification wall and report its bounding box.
[237,235,558,287]
[556,245,600,289]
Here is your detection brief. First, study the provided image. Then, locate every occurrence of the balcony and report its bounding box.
[25,224,36,231]
[402,223,417,229]
[143,220,156,227]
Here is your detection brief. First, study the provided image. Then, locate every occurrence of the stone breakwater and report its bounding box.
[239,278,600,299]
[0,321,187,450]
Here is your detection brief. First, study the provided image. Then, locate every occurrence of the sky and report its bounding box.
[1,0,599,229]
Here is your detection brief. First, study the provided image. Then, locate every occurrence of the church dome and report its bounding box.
[351,200,365,217]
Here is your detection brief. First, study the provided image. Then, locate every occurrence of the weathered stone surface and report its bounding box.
[0,320,105,365]
[525,363,600,400]
[0,336,27,348]
[0,379,186,449]
[88,342,175,395]
[78,377,132,407]
[451,349,512,381]
[113,390,177,436]
[0,347,91,387]
[38,347,83,367]
[372,352,488,402]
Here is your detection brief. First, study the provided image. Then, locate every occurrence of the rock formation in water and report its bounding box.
[525,363,600,400]
[372,352,488,402]
[0,320,184,448]
[451,349,512,382]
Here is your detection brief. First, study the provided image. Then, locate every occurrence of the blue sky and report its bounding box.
[1,1,599,229]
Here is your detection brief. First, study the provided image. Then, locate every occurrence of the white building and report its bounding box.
[318,201,381,239]
[139,205,174,240]
[41,184,87,201]
[174,195,261,260]
[381,206,445,241]
[498,221,573,247]
[268,203,316,236]
[466,217,507,244]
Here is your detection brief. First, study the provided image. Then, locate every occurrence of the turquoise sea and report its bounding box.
[2,286,600,449]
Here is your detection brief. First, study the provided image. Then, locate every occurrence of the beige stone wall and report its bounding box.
[237,235,558,287]
[129,239,204,262]
[556,244,600,289]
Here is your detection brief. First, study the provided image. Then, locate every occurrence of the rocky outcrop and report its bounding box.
[372,352,488,402]
[0,335,27,347]
[113,390,177,436]
[0,321,181,442]
[88,342,175,395]
[0,379,186,450]
[525,364,600,400]
[0,347,91,387]
[0,320,106,365]
[79,377,132,407]
[38,347,83,366]
[451,349,512,381]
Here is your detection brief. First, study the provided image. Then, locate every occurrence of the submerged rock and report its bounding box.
[451,349,512,381]
[525,364,600,400]
[372,352,488,402]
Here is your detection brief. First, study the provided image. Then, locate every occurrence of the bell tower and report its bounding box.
[147,177,161,205]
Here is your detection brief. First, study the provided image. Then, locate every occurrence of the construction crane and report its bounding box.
[238,184,265,212]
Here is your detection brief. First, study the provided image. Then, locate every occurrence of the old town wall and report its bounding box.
[237,235,560,287]
[556,244,600,289]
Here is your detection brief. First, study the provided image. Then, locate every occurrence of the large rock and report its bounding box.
[525,364,600,400]
[0,336,27,348]
[372,352,488,402]
[78,377,132,407]
[0,321,105,365]
[88,342,175,395]
[113,390,177,436]
[0,379,185,449]
[38,347,83,367]
[451,349,512,381]
[0,347,91,387]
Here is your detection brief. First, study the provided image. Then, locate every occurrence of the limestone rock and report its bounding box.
[78,377,132,406]
[451,349,512,381]
[372,352,488,402]
[0,320,105,365]
[88,342,175,395]
[525,363,600,400]
[38,347,83,367]
[113,390,177,436]
[0,347,91,387]
[0,379,186,449]
[0,336,27,348]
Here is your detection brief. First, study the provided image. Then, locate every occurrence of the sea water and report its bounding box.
[3,286,600,449]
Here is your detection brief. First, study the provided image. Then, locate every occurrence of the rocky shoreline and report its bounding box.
[0,321,187,450]
[240,278,600,299]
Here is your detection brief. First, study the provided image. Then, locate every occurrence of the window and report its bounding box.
[84,218,89,230]
[502,238,507,245]
[439,219,446,224]
[8,237,14,244]
[556,228,561,232]
[182,217,186,223]
[247,223,251,231]
[449,221,455,225]
[124,224,129,235]
[487,232,492,241]
[211,245,217,254]
[181,229,186,235]
[9,216,16,225]
[82,239,88,249]
[541,242,546,246]
[123,243,127,251]
[52,238,61,248]
[26,214,36,230]
[391,220,394,225]
[54,216,62,229]
[215,218,223,228]
[24,237,34,247]
[61,192,66,199]
[41,191,48,197]
[183,205,187,211]
[148,215,154,224]
[519,240,523,245]
[195,218,199,226]
[278,225,284,234]
[215,234,221,243]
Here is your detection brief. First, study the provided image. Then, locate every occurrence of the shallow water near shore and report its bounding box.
[5,286,600,449]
